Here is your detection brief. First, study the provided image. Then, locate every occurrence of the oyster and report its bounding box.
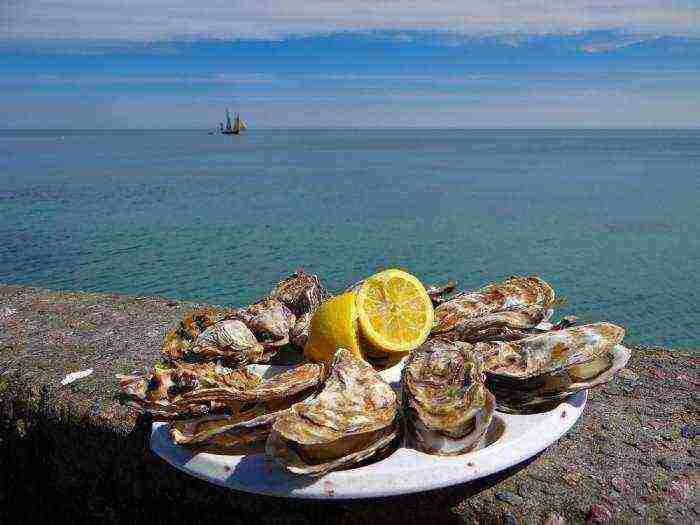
[169,363,324,450]
[438,305,549,343]
[266,348,400,476]
[425,280,457,306]
[162,308,239,361]
[171,319,268,366]
[475,322,627,413]
[118,362,261,419]
[170,410,285,451]
[118,362,323,421]
[402,339,495,455]
[241,299,296,347]
[161,270,330,365]
[433,276,556,334]
[267,269,332,348]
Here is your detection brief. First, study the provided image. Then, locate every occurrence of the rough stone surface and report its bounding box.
[1,283,699,524]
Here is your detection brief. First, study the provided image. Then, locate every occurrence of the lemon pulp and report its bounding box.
[356,269,434,354]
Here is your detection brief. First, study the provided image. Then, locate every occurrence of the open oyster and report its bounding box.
[169,363,324,450]
[118,362,261,419]
[438,305,550,343]
[475,322,627,412]
[433,276,556,335]
[118,362,323,421]
[266,348,400,476]
[402,339,495,455]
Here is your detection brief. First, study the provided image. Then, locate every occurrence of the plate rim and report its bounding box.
[150,389,589,499]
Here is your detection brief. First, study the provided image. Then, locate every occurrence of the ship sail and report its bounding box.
[221,109,247,134]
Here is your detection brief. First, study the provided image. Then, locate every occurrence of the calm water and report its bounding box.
[1,129,699,348]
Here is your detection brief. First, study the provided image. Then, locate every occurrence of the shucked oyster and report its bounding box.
[433,276,556,335]
[169,363,324,450]
[118,362,261,419]
[475,322,627,412]
[438,305,550,343]
[119,362,323,421]
[402,339,495,455]
[266,348,400,476]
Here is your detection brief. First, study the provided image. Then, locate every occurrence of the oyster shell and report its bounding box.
[267,269,332,348]
[174,319,268,366]
[118,362,261,419]
[438,305,549,343]
[167,363,324,449]
[266,348,400,476]
[161,270,330,365]
[242,299,296,347]
[493,344,632,413]
[162,308,240,361]
[475,322,627,413]
[402,339,495,455]
[425,280,457,306]
[170,410,287,452]
[433,276,556,335]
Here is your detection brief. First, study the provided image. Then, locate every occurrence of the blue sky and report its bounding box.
[1,2,699,128]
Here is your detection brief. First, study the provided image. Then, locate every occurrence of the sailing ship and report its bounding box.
[220,109,248,135]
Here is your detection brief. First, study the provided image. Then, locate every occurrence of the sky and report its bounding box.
[1,1,699,128]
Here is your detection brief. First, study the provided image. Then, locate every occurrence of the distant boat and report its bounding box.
[220,109,248,135]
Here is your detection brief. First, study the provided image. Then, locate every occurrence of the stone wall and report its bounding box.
[0,284,697,524]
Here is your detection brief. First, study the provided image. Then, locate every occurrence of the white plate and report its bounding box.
[150,357,588,499]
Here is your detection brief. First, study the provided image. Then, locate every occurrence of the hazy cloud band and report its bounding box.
[2,1,699,40]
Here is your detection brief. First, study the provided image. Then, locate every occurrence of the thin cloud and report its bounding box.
[2,1,699,41]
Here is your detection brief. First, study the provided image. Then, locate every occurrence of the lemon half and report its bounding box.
[356,269,434,354]
[303,292,362,365]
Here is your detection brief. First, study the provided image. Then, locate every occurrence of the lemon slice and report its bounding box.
[304,292,362,365]
[356,269,434,354]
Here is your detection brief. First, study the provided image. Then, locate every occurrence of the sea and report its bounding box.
[1,129,698,348]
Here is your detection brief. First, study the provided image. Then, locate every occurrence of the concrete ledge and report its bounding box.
[1,283,698,524]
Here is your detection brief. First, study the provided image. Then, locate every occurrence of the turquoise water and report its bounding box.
[1,129,699,348]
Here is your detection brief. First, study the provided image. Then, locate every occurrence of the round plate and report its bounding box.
[150,357,588,499]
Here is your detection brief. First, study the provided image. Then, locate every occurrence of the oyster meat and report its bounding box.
[266,348,400,476]
[402,339,495,455]
[433,276,556,335]
[475,322,627,412]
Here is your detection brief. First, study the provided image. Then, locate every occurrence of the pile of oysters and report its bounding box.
[119,270,630,477]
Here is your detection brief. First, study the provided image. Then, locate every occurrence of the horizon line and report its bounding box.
[3,127,700,132]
